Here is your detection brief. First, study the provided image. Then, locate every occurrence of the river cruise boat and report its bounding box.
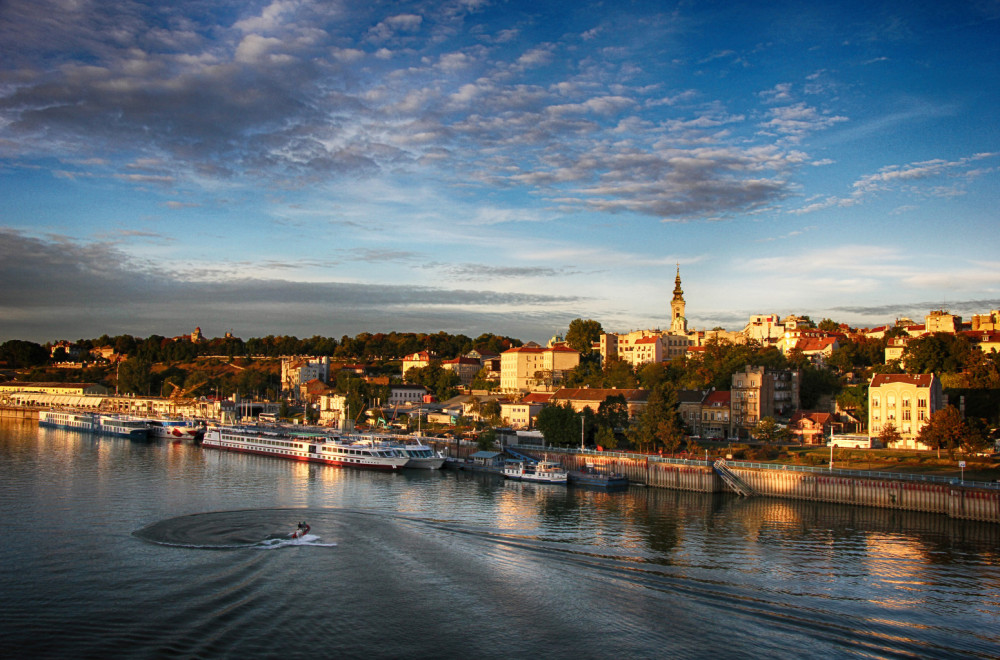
[202,426,409,471]
[503,458,568,484]
[395,441,446,469]
[39,410,97,432]
[145,418,205,442]
[97,415,151,440]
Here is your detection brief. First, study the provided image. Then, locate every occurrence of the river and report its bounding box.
[1,419,998,659]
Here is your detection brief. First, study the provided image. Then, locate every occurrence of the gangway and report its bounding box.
[713,459,757,497]
[504,447,539,465]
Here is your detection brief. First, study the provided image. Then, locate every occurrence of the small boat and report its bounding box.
[289,522,310,539]
[503,458,568,484]
[568,463,629,489]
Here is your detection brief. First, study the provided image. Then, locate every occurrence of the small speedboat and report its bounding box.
[289,521,310,538]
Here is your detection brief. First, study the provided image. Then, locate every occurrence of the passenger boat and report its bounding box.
[39,410,97,432]
[202,426,409,471]
[392,440,446,470]
[567,463,628,489]
[145,418,205,442]
[503,458,568,484]
[97,414,151,440]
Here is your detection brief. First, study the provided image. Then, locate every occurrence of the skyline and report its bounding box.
[1,0,998,344]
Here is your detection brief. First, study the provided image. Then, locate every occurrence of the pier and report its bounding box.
[521,446,1000,524]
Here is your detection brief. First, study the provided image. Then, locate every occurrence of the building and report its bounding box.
[387,384,430,406]
[730,366,800,438]
[547,388,649,421]
[442,356,482,387]
[788,411,834,445]
[499,343,580,393]
[598,267,693,367]
[677,389,708,435]
[401,351,436,378]
[701,390,732,439]
[924,310,961,334]
[281,356,330,399]
[868,373,943,450]
[0,382,109,396]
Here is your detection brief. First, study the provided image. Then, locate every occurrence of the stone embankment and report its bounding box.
[0,406,39,420]
[556,450,1000,524]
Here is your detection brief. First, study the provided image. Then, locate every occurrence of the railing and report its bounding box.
[512,443,1000,490]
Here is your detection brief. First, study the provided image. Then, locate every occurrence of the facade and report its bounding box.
[500,400,546,429]
[730,366,800,438]
[388,385,430,406]
[677,390,708,435]
[0,381,109,396]
[281,356,330,399]
[868,373,943,450]
[499,343,580,393]
[741,314,785,345]
[788,411,834,445]
[401,351,435,377]
[925,310,960,334]
[700,390,732,439]
[442,356,481,387]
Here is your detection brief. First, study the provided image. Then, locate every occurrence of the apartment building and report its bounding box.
[868,373,943,450]
[499,343,580,393]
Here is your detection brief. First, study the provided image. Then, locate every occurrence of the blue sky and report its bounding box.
[1,0,998,344]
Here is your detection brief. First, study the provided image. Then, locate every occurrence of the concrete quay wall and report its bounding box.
[554,450,1000,523]
[0,406,39,420]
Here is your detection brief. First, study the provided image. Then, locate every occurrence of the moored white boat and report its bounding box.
[145,418,205,442]
[202,426,409,471]
[39,409,97,432]
[97,414,151,440]
[502,458,568,484]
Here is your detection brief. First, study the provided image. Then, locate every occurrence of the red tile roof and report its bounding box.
[870,374,935,387]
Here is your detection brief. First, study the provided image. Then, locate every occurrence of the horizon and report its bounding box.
[2,1,998,345]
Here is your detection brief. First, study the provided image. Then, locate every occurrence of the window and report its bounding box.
[903,409,911,421]
[872,396,880,408]
[918,410,926,421]
[918,398,927,408]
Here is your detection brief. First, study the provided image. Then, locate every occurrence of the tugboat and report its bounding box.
[567,462,628,490]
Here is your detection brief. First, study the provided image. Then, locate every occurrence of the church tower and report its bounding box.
[670,265,687,334]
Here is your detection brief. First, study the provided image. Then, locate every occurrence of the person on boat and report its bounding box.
[292,521,310,538]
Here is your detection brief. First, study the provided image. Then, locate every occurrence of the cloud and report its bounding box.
[0,230,581,341]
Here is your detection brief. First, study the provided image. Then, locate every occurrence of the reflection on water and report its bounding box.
[2,420,1000,659]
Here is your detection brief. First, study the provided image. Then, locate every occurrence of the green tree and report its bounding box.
[117,358,152,395]
[752,416,791,444]
[535,402,580,447]
[595,425,619,450]
[476,428,497,451]
[565,318,603,356]
[480,399,502,425]
[598,393,630,431]
[627,384,684,453]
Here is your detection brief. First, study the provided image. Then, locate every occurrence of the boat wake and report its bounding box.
[133,509,338,550]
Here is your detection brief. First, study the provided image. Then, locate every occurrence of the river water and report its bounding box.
[1,419,999,659]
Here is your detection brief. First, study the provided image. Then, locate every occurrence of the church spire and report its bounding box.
[670,264,687,334]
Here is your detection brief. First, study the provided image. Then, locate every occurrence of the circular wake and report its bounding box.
[133,509,338,550]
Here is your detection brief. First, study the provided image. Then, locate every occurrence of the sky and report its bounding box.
[1,0,998,345]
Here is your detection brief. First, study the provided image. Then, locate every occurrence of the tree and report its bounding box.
[917,405,978,459]
[595,425,619,450]
[480,400,502,425]
[476,428,497,451]
[535,402,580,447]
[818,318,841,332]
[598,394,630,431]
[565,318,603,356]
[878,421,903,448]
[117,358,152,395]
[752,417,791,444]
[627,384,684,453]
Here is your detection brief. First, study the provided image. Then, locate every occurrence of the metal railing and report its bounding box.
[512,443,1000,490]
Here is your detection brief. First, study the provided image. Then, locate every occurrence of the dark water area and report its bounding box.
[2,419,999,659]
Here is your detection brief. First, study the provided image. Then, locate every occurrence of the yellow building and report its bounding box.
[867,373,943,450]
[500,343,580,393]
[0,382,108,396]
